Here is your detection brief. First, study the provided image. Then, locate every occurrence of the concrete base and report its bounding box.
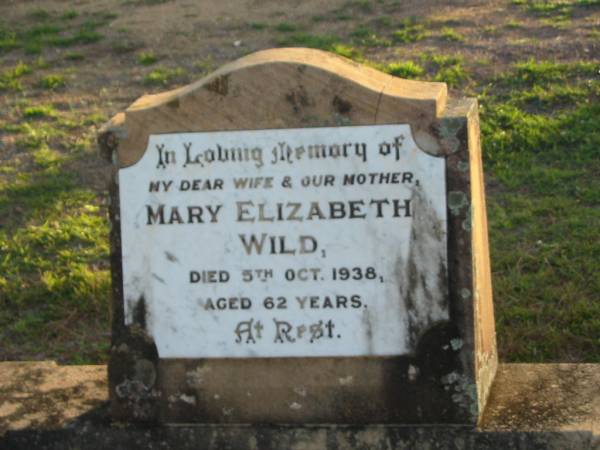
[1,362,598,449]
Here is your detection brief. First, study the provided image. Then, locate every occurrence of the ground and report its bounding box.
[0,0,598,364]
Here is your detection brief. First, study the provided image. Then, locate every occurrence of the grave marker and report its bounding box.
[99,48,497,424]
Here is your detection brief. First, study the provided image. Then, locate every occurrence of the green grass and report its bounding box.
[111,39,141,54]
[249,22,267,30]
[511,0,600,26]
[417,53,469,87]
[0,6,125,365]
[33,146,62,168]
[276,33,340,49]
[14,122,65,150]
[38,74,66,90]
[479,59,600,361]
[0,62,32,91]
[0,172,110,363]
[64,51,84,60]
[58,27,103,46]
[23,104,57,119]
[374,16,393,27]
[505,19,525,28]
[0,26,18,52]
[61,10,79,21]
[137,51,158,65]
[274,22,299,32]
[143,66,186,85]
[0,97,111,361]
[28,9,51,21]
[275,33,353,57]
[332,44,364,59]
[276,32,365,60]
[343,0,375,13]
[0,10,111,55]
[383,60,425,78]
[439,26,465,42]
[392,17,428,43]
[194,57,214,75]
[350,26,391,47]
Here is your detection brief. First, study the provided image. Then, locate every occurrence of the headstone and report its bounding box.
[98,48,497,424]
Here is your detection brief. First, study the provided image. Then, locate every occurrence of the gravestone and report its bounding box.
[98,48,497,425]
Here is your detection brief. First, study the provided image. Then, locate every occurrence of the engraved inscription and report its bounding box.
[119,125,448,358]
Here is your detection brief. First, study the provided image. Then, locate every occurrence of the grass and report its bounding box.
[28,9,51,21]
[276,32,366,60]
[383,60,425,78]
[194,57,214,75]
[439,26,465,42]
[249,22,267,30]
[38,74,66,90]
[0,172,110,363]
[23,104,57,119]
[64,51,84,60]
[0,9,112,55]
[143,66,186,85]
[137,51,158,65]
[61,10,79,21]
[505,19,525,28]
[111,39,141,54]
[1,94,111,362]
[350,26,391,47]
[479,59,600,361]
[374,16,393,27]
[0,62,32,91]
[420,53,469,87]
[511,0,600,26]
[276,33,340,49]
[274,22,299,32]
[392,17,428,43]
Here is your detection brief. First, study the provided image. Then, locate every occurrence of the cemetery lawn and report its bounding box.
[0,0,598,364]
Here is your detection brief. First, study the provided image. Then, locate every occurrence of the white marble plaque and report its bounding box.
[118,125,448,358]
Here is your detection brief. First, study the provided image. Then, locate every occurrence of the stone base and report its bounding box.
[1,362,598,449]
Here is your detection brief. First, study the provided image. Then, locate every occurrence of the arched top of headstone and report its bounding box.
[100,47,447,167]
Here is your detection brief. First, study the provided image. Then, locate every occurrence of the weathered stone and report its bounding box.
[1,362,598,449]
[98,48,497,424]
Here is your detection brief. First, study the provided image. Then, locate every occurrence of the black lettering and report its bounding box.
[237,201,255,222]
[286,202,302,221]
[187,206,203,223]
[274,319,295,343]
[348,200,367,219]
[309,320,324,343]
[239,233,267,255]
[393,199,412,217]
[306,202,325,220]
[299,235,318,254]
[206,204,222,223]
[235,319,256,343]
[204,298,215,310]
[234,178,249,189]
[168,207,184,224]
[146,204,165,225]
[189,271,200,283]
[370,199,389,218]
[329,201,346,219]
